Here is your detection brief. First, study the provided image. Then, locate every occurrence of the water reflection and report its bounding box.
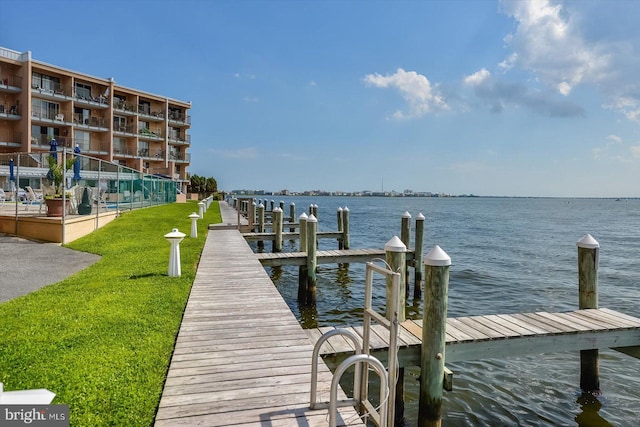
[575,392,613,427]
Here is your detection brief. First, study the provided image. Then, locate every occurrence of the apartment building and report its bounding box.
[0,46,191,191]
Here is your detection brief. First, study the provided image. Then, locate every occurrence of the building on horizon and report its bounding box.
[0,46,191,192]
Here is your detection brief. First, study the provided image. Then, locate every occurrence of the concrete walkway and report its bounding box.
[0,234,101,303]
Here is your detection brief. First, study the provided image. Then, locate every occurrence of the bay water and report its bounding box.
[250,196,640,426]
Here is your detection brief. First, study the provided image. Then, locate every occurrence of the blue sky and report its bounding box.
[2,0,640,197]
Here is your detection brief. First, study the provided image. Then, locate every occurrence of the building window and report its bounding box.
[138,141,149,157]
[169,127,181,140]
[114,116,126,132]
[75,82,92,100]
[139,100,150,115]
[138,120,149,133]
[32,72,60,92]
[114,137,126,154]
[75,131,90,151]
[31,99,59,120]
[74,107,91,124]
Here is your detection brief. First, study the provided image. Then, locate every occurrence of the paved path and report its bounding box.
[0,234,100,303]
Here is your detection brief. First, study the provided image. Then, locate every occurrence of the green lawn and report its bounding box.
[0,201,221,426]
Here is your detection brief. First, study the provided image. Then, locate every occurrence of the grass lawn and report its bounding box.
[0,200,221,426]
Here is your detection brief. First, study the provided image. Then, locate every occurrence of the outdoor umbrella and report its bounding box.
[73,144,81,181]
[9,158,14,182]
[46,139,57,180]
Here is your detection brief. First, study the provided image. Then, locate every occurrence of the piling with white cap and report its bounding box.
[165,228,186,277]
[189,212,199,238]
[385,235,407,322]
[419,245,451,427]
[577,233,600,393]
[257,203,265,250]
[289,202,296,232]
[298,212,309,302]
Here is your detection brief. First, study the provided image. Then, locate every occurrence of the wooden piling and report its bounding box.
[414,213,425,300]
[306,214,318,305]
[385,236,407,426]
[298,213,308,303]
[273,207,283,253]
[401,211,412,299]
[342,207,350,250]
[419,245,451,427]
[312,204,318,219]
[337,207,344,250]
[270,200,274,211]
[578,234,600,393]
[257,203,265,250]
[289,202,296,232]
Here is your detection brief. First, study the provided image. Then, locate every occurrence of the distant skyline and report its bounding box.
[2,0,640,197]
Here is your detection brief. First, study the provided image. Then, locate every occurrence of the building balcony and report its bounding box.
[168,134,191,145]
[114,100,137,115]
[73,114,109,130]
[31,109,67,124]
[31,83,72,100]
[0,130,22,148]
[168,112,191,126]
[138,128,164,140]
[169,152,191,163]
[138,105,165,121]
[74,92,110,108]
[0,74,22,92]
[0,104,20,119]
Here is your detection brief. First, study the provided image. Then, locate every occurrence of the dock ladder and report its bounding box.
[310,261,402,427]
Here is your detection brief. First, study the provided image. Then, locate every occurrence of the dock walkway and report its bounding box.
[155,202,363,426]
[309,308,640,368]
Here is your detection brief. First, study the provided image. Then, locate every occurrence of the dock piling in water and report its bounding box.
[298,212,309,303]
[342,207,350,250]
[272,207,283,253]
[578,234,600,393]
[419,245,451,427]
[414,213,425,300]
[401,211,412,298]
[306,214,318,305]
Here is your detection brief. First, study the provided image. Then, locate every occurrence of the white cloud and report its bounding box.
[499,0,610,95]
[631,146,640,159]
[463,68,491,87]
[363,68,448,119]
[607,134,622,144]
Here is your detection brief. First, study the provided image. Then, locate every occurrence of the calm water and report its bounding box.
[250,196,640,426]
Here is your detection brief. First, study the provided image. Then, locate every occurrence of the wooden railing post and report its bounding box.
[414,213,425,300]
[578,233,600,393]
[385,235,407,426]
[401,211,412,299]
[419,245,451,427]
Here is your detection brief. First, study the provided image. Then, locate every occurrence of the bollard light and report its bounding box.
[189,212,199,238]
[198,201,205,219]
[164,228,186,277]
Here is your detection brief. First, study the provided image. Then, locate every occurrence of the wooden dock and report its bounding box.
[256,249,415,267]
[308,308,640,368]
[155,203,364,426]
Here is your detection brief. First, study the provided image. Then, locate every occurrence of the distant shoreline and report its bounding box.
[228,192,639,200]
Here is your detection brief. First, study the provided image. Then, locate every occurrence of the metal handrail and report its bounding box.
[310,328,362,410]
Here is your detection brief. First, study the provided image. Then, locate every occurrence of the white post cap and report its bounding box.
[165,228,186,239]
[273,207,283,213]
[385,235,407,252]
[189,212,199,219]
[290,202,295,206]
[307,214,318,223]
[577,234,599,249]
[299,212,308,220]
[337,207,343,212]
[343,206,349,212]
[258,203,264,208]
[402,211,411,218]
[416,212,425,220]
[425,245,451,266]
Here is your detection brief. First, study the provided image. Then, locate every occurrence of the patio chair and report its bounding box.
[24,186,43,213]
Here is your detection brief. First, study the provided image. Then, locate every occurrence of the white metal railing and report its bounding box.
[309,261,401,427]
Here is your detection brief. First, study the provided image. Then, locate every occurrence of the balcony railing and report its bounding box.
[169,152,191,162]
[168,133,191,145]
[0,74,22,89]
[31,108,66,122]
[31,135,74,148]
[114,100,137,113]
[139,128,164,139]
[113,124,136,134]
[0,131,22,145]
[168,112,191,125]
[32,82,72,97]
[74,91,109,107]
[73,114,109,128]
